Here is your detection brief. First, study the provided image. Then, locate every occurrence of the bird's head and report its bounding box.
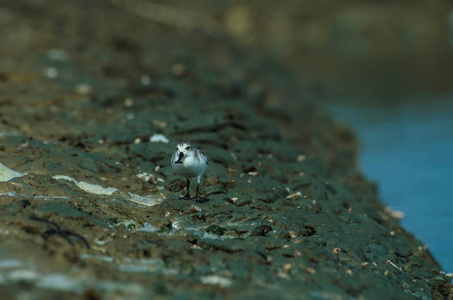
[174,140,193,163]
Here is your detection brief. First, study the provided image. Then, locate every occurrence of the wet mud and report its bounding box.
[0,1,451,299]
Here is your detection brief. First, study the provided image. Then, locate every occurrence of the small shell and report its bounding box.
[190,205,202,213]
[124,98,134,107]
[282,263,292,273]
[297,154,306,162]
[229,197,238,204]
[286,192,302,199]
[333,248,341,255]
[384,207,405,219]
[152,120,167,128]
[150,134,169,143]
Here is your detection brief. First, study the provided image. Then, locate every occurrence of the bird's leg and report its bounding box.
[192,183,209,202]
[192,183,200,199]
[182,178,191,199]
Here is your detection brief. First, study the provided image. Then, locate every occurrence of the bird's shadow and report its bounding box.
[194,197,209,203]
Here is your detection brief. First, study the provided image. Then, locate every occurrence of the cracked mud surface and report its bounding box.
[0,1,451,299]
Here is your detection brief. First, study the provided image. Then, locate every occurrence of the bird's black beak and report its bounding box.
[175,152,184,164]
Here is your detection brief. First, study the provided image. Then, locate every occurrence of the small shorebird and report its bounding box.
[171,141,208,199]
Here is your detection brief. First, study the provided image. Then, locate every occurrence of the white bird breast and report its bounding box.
[172,151,207,181]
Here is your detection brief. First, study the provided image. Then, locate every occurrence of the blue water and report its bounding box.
[326,94,453,273]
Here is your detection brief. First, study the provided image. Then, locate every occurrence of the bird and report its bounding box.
[171,140,208,199]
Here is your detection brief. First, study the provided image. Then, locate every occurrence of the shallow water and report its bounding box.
[326,94,453,273]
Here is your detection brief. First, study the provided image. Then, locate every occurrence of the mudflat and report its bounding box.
[0,1,450,299]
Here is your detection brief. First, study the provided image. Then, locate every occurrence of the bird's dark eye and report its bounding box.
[186,146,192,151]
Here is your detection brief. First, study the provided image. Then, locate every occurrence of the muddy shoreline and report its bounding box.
[0,1,451,299]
